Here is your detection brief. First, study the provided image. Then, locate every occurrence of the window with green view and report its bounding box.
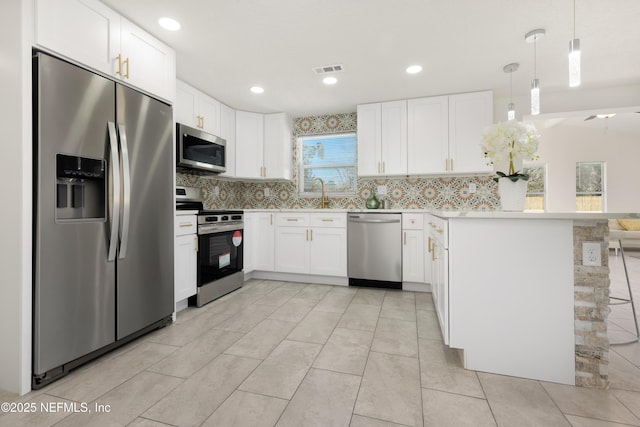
[299,133,357,195]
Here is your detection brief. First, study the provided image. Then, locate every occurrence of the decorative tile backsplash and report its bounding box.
[177,112,500,210]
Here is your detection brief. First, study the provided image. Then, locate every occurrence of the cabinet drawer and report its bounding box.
[175,215,197,236]
[310,213,346,228]
[276,213,309,227]
[403,213,424,230]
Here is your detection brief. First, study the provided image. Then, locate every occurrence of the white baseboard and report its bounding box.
[403,282,431,292]
[246,270,348,286]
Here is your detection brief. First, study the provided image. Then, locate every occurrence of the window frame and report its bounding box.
[523,163,547,212]
[575,161,606,212]
[298,132,357,196]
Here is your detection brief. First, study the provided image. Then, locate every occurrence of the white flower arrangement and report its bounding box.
[481,121,540,181]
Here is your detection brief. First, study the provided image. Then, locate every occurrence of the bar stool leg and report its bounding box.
[610,240,640,345]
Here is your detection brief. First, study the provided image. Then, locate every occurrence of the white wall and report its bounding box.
[533,124,640,212]
[0,0,32,395]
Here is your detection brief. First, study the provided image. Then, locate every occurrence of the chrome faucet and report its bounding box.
[312,177,330,208]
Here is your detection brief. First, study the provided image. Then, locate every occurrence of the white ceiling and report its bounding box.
[102,0,640,117]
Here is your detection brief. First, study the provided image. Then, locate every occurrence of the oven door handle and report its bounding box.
[198,223,244,235]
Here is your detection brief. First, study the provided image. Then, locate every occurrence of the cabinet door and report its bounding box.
[35,0,120,76]
[199,95,221,135]
[380,101,407,175]
[235,111,264,179]
[264,113,292,180]
[219,104,236,178]
[403,229,424,283]
[275,227,309,274]
[175,80,199,128]
[356,103,382,176]
[310,227,347,277]
[448,91,493,173]
[175,234,197,302]
[253,212,274,271]
[119,17,176,102]
[433,240,449,345]
[407,96,449,174]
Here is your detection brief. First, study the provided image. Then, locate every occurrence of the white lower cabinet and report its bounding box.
[247,212,275,272]
[426,214,449,344]
[174,215,197,303]
[402,214,425,283]
[275,213,347,277]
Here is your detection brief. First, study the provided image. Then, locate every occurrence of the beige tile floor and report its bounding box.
[1,253,639,427]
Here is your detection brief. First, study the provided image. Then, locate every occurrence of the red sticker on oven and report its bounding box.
[232,230,243,247]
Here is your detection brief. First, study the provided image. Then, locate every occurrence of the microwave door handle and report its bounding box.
[117,123,131,259]
[107,122,121,262]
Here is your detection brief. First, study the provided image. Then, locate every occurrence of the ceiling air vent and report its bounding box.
[313,64,344,74]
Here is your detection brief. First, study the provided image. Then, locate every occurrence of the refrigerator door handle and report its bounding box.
[107,122,121,262]
[117,123,131,259]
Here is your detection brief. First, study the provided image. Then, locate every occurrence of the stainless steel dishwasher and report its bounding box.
[348,212,402,289]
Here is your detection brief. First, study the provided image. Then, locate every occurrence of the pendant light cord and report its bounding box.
[573,0,576,39]
[510,70,513,104]
[534,38,537,79]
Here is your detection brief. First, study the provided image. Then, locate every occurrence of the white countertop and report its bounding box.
[240,208,640,219]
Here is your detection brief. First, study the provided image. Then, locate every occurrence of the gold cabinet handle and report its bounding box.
[403,231,407,245]
[286,218,298,222]
[123,57,129,79]
[432,243,437,261]
[179,222,193,228]
[116,54,122,76]
[428,236,432,253]
[306,229,309,241]
[201,115,204,128]
[382,161,385,173]
[377,162,381,173]
[436,227,443,234]
[270,214,273,225]
[450,158,453,171]
[310,229,313,241]
[321,219,334,222]
[195,235,198,252]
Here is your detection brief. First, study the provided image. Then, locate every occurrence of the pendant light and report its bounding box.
[569,0,581,87]
[525,29,545,116]
[503,63,519,120]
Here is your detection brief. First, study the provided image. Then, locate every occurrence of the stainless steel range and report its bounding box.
[176,187,244,306]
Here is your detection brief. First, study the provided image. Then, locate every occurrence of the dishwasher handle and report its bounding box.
[348,217,401,224]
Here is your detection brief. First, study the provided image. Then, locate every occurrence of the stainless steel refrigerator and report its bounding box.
[33,52,174,388]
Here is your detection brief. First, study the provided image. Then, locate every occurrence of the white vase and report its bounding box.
[498,178,528,211]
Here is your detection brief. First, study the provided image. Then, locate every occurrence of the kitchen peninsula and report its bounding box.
[241,208,638,389]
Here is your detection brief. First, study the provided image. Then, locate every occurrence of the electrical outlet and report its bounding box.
[377,185,388,196]
[582,242,601,266]
[468,183,477,194]
[264,188,270,197]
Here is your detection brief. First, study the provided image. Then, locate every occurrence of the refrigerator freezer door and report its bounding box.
[115,84,174,339]
[33,53,116,375]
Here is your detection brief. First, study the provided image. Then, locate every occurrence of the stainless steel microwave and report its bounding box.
[176,123,226,173]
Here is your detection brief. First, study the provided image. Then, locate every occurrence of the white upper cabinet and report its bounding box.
[175,80,221,135]
[263,113,292,180]
[360,91,492,177]
[219,104,236,178]
[35,0,176,103]
[357,101,407,176]
[35,0,119,77]
[357,103,381,176]
[235,111,264,179]
[236,111,291,180]
[381,101,408,175]
[448,91,493,174]
[407,96,449,175]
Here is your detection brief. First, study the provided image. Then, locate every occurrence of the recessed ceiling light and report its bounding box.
[406,65,423,74]
[158,17,181,31]
[323,76,337,85]
[250,86,264,94]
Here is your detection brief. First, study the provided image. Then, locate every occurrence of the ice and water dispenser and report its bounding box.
[56,154,106,221]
